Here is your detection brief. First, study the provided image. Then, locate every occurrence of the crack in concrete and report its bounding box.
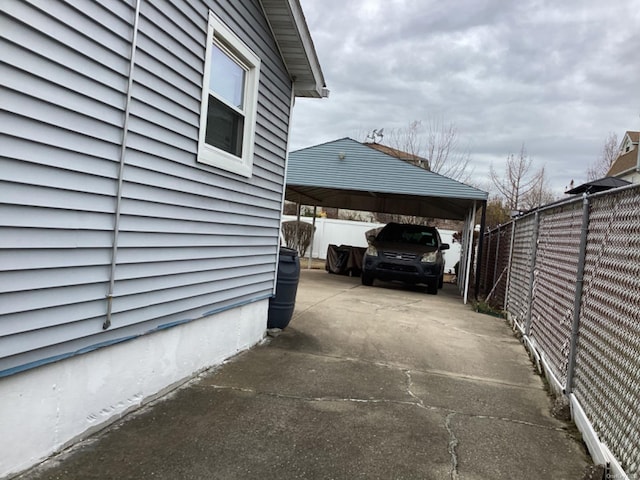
[404,369,436,412]
[267,347,546,392]
[460,414,566,432]
[445,412,460,480]
[205,379,568,479]
[291,284,361,320]
[372,299,424,313]
[426,316,506,340]
[205,381,568,434]
[207,384,418,408]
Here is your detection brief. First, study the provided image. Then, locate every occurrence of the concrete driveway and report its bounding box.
[19,270,590,480]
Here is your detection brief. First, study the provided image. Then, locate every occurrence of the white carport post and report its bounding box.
[462,201,476,304]
[307,206,317,269]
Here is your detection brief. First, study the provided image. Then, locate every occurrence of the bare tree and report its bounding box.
[383,119,473,183]
[587,132,619,180]
[490,144,547,212]
[484,195,511,229]
[519,166,557,210]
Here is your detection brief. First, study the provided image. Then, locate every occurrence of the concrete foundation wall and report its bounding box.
[0,300,267,479]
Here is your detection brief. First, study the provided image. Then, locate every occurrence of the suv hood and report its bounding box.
[373,240,438,255]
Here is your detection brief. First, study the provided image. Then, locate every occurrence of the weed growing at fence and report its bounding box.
[473,299,506,318]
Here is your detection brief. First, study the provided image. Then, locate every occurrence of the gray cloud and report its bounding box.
[291,0,640,195]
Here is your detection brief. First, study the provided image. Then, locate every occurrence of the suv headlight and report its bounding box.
[365,245,378,256]
[420,252,437,263]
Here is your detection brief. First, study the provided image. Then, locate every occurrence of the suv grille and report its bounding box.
[379,263,418,273]
[383,251,417,261]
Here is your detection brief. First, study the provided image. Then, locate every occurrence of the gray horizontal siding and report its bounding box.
[0,248,113,271]
[3,7,130,93]
[1,0,293,375]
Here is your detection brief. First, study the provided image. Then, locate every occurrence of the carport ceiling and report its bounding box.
[286,138,488,220]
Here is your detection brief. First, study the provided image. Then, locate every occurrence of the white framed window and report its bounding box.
[198,12,261,177]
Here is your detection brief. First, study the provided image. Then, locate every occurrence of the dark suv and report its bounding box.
[361,223,449,294]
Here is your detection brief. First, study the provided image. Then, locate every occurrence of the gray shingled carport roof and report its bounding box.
[285,138,488,220]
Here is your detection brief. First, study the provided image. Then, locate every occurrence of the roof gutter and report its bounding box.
[260,0,327,98]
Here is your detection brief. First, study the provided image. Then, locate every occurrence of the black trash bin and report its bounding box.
[267,247,300,329]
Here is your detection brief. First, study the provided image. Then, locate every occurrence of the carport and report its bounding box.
[284,137,489,303]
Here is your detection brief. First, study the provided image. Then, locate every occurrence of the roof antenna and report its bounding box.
[365,128,384,144]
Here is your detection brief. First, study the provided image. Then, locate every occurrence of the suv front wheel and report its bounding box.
[361,273,374,286]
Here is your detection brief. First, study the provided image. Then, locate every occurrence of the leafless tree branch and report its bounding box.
[587,132,619,181]
[385,119,474,183]
[490,144,552,211]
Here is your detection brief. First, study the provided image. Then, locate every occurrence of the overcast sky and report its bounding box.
[290,0,640,196]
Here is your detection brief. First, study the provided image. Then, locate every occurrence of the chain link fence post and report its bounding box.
[504,220,516,312]
[565,193,590,394]
[524,211,540,336]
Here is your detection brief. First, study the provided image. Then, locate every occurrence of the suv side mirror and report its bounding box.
[440,243,450,251]
[367,234,376,243]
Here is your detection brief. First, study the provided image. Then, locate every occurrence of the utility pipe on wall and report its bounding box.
[104,0,142,330]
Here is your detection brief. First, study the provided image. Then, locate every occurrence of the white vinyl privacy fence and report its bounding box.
[479,184,640,480]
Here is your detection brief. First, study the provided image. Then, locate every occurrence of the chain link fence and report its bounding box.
[480,223,512,309]
[530,200,583,386]
[477,184,640,479]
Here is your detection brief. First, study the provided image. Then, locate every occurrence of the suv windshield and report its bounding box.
[377,224,438,247]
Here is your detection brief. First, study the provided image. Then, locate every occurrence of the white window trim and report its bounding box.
[198,11,261,177]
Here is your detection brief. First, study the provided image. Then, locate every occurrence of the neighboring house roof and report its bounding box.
[261,0,326,98]
[565,177,631,195]
[607,148,638,177]
[364,143,428,166]
[606,130,640,178]
[286,137,487,220]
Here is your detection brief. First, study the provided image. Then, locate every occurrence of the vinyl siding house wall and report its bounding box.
[0,1,325,477]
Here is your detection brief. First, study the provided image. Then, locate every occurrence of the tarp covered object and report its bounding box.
[325,244,366,276]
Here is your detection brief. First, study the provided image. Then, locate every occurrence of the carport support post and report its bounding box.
[307,205,317,269]
[474,201,487,300]
[565,193,590,395]
[463,201,476,305]
[296,200,301,255]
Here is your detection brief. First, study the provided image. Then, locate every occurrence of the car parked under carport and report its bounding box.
[361,223,449,294]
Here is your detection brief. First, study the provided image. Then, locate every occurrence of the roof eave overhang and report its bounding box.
[610,166,639,178]
[260,0,326,98]
[286,184,486,221]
